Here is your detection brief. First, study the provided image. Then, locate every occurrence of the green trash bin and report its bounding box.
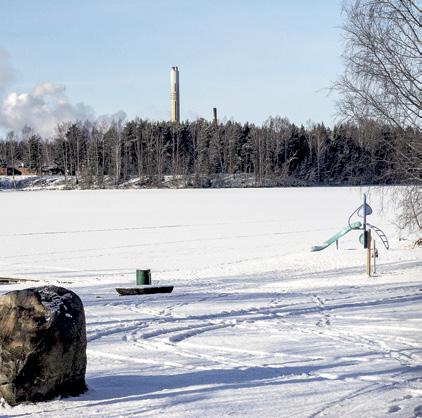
[136,269,151,285]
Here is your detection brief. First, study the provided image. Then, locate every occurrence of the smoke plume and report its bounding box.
[0,50,125,137]
[0,83,96,137]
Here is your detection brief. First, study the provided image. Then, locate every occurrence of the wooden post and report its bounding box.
[372,239,377,275]
[366,229,372,276]
[363,194,367,247]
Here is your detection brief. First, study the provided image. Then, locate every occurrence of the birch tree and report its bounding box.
[334,0,421,230]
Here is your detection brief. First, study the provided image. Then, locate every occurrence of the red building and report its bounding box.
[0,166,31,176]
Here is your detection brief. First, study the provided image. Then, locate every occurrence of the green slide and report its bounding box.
[311,221,362,252]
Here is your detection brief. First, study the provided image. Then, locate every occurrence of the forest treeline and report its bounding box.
[0,117,419,188]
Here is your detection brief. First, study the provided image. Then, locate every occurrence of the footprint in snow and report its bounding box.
[414,405,422,417]
[387,405,400,413]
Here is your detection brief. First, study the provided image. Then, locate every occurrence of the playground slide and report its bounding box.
[311,221,362,252]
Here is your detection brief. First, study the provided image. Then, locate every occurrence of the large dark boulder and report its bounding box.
[0,286,87,405]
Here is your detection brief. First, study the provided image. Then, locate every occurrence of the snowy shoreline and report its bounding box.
[0,174,407,191]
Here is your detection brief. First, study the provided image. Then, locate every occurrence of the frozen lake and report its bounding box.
[0,187,421,417]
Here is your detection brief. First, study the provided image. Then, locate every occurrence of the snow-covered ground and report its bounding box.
[0,187,421,417]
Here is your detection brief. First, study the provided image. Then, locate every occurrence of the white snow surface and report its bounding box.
[0,187,421,418]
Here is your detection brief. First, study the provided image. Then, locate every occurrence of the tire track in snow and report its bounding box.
[168,322,234,343]
[93,288,421,374]
[132,327,249,368]
[105,290,420,360]
[86,349,189,369]
[308,379,397,418]
[86,320,149,342]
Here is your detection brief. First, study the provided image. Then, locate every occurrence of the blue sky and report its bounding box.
[1,0,344,130]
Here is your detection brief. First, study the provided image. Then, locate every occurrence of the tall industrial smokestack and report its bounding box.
[170,66,180,122]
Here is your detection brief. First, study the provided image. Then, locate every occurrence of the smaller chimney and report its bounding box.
[213,107,217,124]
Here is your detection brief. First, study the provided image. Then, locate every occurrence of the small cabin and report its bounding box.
[41,166,63,175]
